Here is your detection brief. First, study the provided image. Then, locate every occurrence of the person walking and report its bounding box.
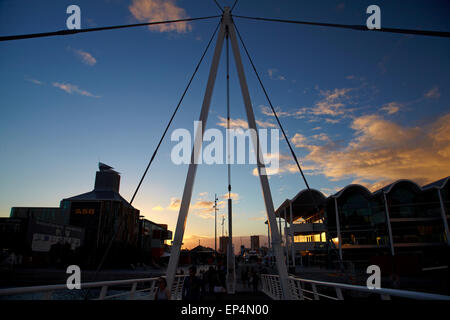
[250,268,259,293]
[154,277,171,300]
[182,266,203,300]
[241,267,249,288]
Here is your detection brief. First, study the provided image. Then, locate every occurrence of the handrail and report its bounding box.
[261,274,450,300]
[0,275,187,300]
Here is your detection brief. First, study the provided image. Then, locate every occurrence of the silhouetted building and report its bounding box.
[251,235,260,250]
[60,163,140,266]
[0,215,84,266]
[276,176,450,277]
[219,236,229,254]
[140,219,172,262]
[10,207,68,226]
[4,163,172,268]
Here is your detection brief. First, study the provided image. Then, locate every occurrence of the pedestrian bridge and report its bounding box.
[1,274,449,300]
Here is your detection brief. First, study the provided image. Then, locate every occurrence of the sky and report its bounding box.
[1,0,449,250]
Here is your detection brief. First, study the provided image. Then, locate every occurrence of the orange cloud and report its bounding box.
[129,0,192,33]
[300,113,450,188]
[75,49,96,66]
[380,102,402,115]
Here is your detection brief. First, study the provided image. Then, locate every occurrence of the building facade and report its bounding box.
[275,177,450,275]
[2,163,172,269]
[251,235,260,250]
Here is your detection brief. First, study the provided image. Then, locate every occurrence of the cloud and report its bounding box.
[256,120,276,128]
[152,197,180,212]
[312,88,352,116]
[258,88,354,124]
[153,193,227,220]
[380,102,402,115]
[251,151,318,177]
[217,116,275,129]
[217,116,248,130]
[424,86,440,99]
[249,217,266,221]
[267,68,286,81]
[52,82,101,98]
[297,113,450,187]
[260,105,306,118]
[25,76,43,85]
[129,0,192,33]
[291,133,307,148]
[221,192,240,201]
[74,49,97,66]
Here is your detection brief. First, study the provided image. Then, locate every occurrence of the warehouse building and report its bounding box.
[275,176,450,275]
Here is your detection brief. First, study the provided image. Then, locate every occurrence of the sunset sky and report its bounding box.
[1,0,449,250]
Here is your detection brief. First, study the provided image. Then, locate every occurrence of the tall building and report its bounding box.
[60,163,140,265]
[4,163,172,268]
[219,236,229,254]
[250,235,260,250]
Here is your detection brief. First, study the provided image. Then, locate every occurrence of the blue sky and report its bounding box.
[1,0,449,249]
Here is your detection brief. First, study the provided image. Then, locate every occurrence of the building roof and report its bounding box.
[190,245,215,253]
[373,179,422,195]
[274,176,449,221]
[332,184,372,198]
[62,190,136,209]
[422,176,450,190]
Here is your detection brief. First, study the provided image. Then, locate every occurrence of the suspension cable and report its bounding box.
[83,21,221,298]
[226,26,231,198]
[233,21,350,274]
[0,15,221,42]
[233,15,450,38]
[232,21,319,211]
[212,0,224,13]
[230,0,240,13]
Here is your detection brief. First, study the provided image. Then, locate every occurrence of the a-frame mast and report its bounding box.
[166,7,291,299]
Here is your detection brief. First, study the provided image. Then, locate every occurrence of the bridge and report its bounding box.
[1,273,449,300]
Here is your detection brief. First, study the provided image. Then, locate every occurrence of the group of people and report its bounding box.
[154,265,263,300]
[240,267,260,292]
[154,265,228,301]
[182,265,228,300]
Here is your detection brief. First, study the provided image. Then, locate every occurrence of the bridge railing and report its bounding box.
[261,274,450,300]
[0,275,187,300]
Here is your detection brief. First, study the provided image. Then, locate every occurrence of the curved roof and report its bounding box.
[373,179,422,195]
[275,189,326,222]
[422,176,450,190]
[292,188,327,203]
[332,184,371,199]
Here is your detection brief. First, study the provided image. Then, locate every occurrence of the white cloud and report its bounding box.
[267,68,286,81]
[74,49,97,66]
[52,82,101,98]
[380,102,402,115]
[129,0,192,33]
[424,86,440,99]
[25,76,43,85]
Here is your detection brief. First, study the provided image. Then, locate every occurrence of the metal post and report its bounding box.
[227,11,291,299]
[334,197,343,260]
[290,200,295,267]
[227,198,235,293]
[284,207,289,267]
[438,189,450,246]
[383,192,395,256]
[165,20,226,291]
[214,194,218,254]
